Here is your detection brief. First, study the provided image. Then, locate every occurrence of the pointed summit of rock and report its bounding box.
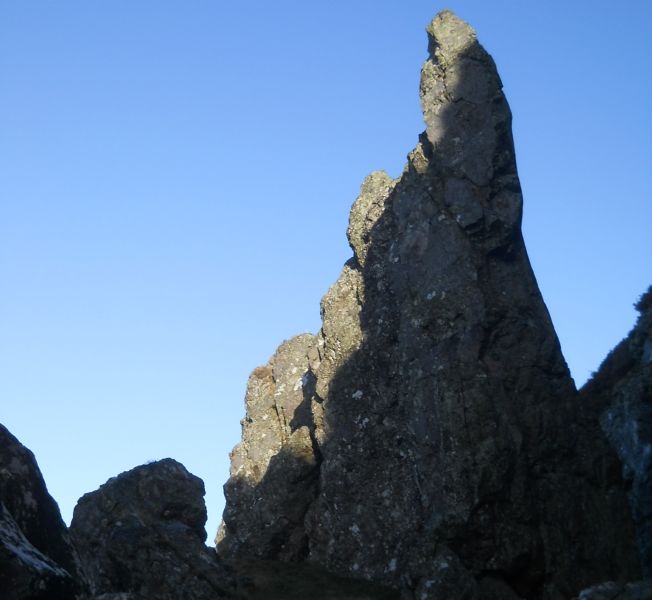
[425,10,477,59]
[217,11,640,599]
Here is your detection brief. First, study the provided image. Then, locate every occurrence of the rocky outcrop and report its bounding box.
[70,458,233,600]
[1,10,648,600]
[582,287,652,576]
[0,423,83,599]
[218,10,640,599]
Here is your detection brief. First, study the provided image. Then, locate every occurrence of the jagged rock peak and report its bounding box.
[219,9,639,600]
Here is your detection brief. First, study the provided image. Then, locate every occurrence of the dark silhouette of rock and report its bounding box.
[583,286,652,577]
[0,423,83,599]
[70,459,233,600]
[218,10,640,599]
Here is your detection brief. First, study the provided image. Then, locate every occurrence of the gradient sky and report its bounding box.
[1,1,650,542]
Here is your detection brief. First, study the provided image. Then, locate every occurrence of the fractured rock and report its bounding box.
[218,10,640,599]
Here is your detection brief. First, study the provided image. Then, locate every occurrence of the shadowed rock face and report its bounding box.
[218,10,640,600]
[0,424,83,599]
[70,459,233,600]
[583,286,652,577]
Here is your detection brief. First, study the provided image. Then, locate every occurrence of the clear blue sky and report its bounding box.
[1,1,650,542]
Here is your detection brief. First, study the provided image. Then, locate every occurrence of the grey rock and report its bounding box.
[583,287,652,576]
[70,459,233,599]
[0,423,83,599]
[219,10,640,599]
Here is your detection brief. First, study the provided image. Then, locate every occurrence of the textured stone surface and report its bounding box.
[219,10,640,599]
[583,286,652,576]
[70,459,232,599]
[0,423,83,599]
[218,334,320,562]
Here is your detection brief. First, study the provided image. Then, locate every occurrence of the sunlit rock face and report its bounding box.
[583,286,652,577]
[0,424,84,599]
[70,459,233,600]
[217,334,320,561]
[218,10,640,599]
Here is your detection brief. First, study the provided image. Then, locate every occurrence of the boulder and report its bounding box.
[70,459,232,599]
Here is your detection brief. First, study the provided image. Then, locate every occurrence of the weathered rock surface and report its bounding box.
[0,423,83,599]
[218,10,640,599]
[583,286,652,576]
[70,459,232,600]
[218,334,320,562]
